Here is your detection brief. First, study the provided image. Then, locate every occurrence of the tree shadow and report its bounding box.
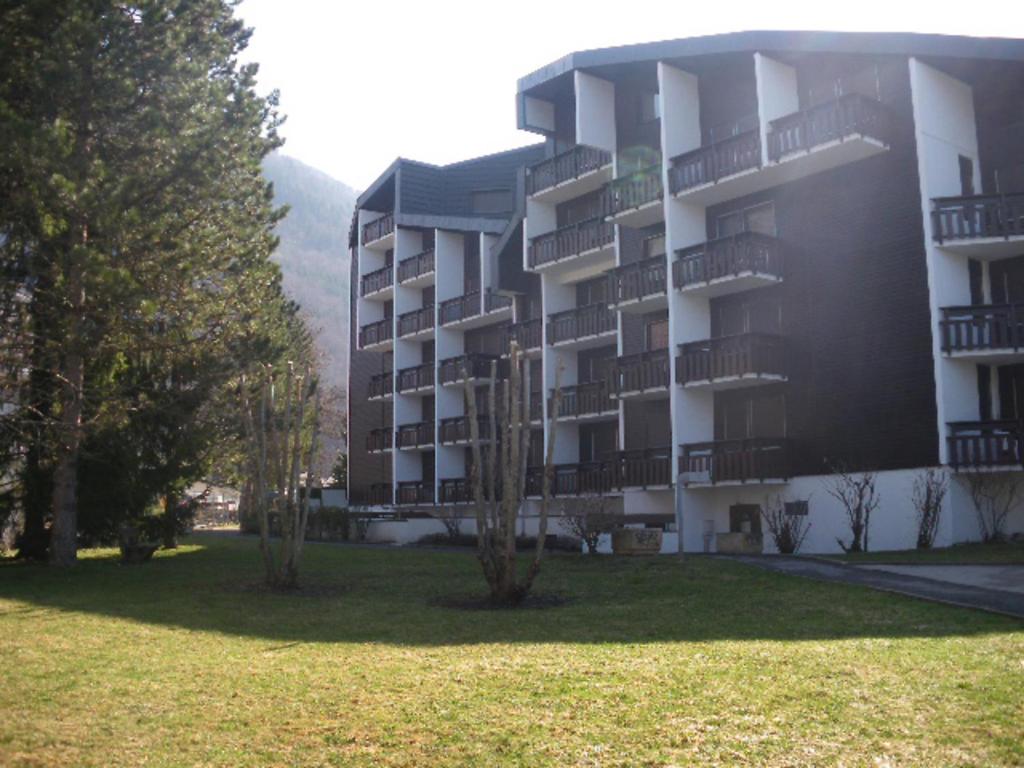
[0,532,1019,646]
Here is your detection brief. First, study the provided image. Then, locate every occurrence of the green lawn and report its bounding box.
[827,540,1024,565]
[1,534,1022,767]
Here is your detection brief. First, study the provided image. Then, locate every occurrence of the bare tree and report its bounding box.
[827,465,880,553]
[966,472,1020,543]
[436,505,463,543]
[559,495,622,554]
[240,362,322,589]
[760,495,811,555]
[463,342,561,605]
[912,469,948,549]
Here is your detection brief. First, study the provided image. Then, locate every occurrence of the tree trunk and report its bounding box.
[162,492,179,549]
[49,244,86,567]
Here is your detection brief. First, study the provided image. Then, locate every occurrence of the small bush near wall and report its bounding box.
[760,495,811,555]
[241,507,376,543]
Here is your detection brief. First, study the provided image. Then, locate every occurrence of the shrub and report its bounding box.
[760,495,811,554]
[827,465,879,553]
[966,473,1020,543]
[913,469,947,549]
[557,496,623,554]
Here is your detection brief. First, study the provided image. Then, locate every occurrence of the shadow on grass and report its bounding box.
[0,532,1019,645]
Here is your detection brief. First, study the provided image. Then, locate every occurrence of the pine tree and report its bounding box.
[0,1,307,564]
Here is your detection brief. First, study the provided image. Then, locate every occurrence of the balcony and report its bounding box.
[397,248,435,286]
[939,304,1024,364]
[368,371,393,401]
[395,421,434,451]
[603,166,664,227]
[366,427,393,454]
[613,349,670,400]
[932,193,1024,259]
[947,421,1024,471]
[367,483,393,506]
[359,264,393,300]
[669,130,762,203]
[438,290,513,329]
[361,212,395,249]
[358,318,393,351]
[677,334,787,390]
[525,461,621,498]
[395,363,435,395]
[607,256,668,314]
[439,478,474,505]
[526,145,613,203]
[554,382,617,423]
[396,481,434,506]
[439,415,492,446]
[505,318,542,356]
[396,306,435,340]
[673,232,783,297]
[439,353,502,387]
[766,93,890,171]
[547,304,617,350]
[527,218,615,282]
[620,448,673,489]
[680,438,791,487]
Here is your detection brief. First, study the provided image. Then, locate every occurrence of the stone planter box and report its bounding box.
[611,527,663,555]
[715,532,763,554]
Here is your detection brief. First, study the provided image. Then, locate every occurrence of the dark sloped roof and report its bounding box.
[518,30,1024,94]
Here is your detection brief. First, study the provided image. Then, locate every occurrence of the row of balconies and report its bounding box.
[525,93,891,218]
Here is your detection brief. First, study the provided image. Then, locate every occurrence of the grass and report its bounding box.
[826,540,1024,565]
[1,534,1022,767]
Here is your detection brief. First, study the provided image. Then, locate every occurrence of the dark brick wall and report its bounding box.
[705,57,938,475]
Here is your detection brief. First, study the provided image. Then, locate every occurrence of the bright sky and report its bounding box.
[238,0,1023,191]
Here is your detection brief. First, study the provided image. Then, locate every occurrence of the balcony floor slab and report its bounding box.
[945,349,1024,365]
[529,243,616,284]
[681,374,787,391]
[529,164,613,205]
[935,236,1024,260]
[363,231,396,252]
[440,306,512,331]
[611,292,668,315]
[613,386,670,402]
[360,285,394,302]
[606,199,664,228]
[398,271,436,288]
[550,329,618,352]
[676,272,782,298]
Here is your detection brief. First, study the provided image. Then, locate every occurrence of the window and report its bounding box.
[639,91,660,123]
[784,500,809,517]
[716,202,776,239]
[643,232,667,259]
[646,316,670,351]
[471,189,513,215]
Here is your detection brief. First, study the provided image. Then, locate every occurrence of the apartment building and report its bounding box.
[348,31,1024,552]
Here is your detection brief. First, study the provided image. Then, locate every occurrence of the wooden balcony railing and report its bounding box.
[526,145,613,196]
[396,481,434,505]
[358,318,393,349]
[485,290,514,314]
[397,248,435,283]
[947,421,1024,470]
[556,382,616,420]
[368,371,393,400]
[614,349,670,396]
[438,415,492,445]
[366,427,393,453]
[668,130,761,194]
[620,448,673,488]
[360,264,393,297]
[506,318,542,351]
[547,303,617,345]
[396,305,434,338]
[677,333,786,385]
[528,218,616,269]
[603,166,663,217]
[439,478,473,504]
[932,193,1024,243]
[438,353,502,385]
[939,304,1024,354]
[396,363,434,393]
[673,232,783,289]
[395,421,434,449]
[608,255,668,308]
[525,461,620,497]
[361,212,394,245]
[368,483,393,506]
[680,438,791,485]
[767,93,891,162]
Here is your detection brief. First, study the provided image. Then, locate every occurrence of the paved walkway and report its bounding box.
[730,556,1024,620]
[858,564,1024,595]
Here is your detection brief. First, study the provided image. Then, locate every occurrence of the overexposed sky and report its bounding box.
[238,0,1023,191]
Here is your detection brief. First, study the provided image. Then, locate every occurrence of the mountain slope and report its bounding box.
[263,152,357,388]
